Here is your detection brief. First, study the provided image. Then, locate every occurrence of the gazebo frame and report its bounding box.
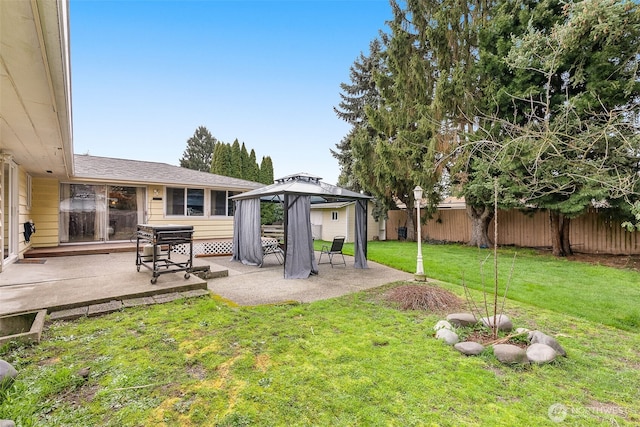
[230,173,372,279]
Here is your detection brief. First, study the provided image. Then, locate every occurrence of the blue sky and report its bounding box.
[70,0,392,184]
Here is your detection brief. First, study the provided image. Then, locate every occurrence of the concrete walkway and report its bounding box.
[0,253,214,316]
[0,252,413,316]
[206,254,413,305]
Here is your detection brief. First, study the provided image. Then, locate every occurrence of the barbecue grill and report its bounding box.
[136,224,194,284]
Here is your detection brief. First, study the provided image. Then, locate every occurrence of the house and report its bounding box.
[36,155,263,248]
[310,201,383,242]
[0,0,262,271]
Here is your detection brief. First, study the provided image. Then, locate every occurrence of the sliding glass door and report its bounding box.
[60,184,145,243]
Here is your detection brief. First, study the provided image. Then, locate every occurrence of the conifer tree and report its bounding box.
[248,149,260,182]
[258,156,274,185]
[333,39,384,191]
[229,139,242,178]
[210,142,232,177]
[179,126,217,172]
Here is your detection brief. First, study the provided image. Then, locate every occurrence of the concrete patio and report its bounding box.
[0,251,413,318]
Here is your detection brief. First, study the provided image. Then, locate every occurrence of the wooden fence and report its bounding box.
[387,208,640,255]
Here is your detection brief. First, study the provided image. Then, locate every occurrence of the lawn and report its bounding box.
[324,240,640,331]
[1,242,639,426]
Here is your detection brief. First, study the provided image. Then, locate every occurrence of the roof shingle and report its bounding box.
[73,155,265,190]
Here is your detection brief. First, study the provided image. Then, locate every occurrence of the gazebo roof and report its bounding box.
[230,173,372,202]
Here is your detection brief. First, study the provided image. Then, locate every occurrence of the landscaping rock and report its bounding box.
[454,341,485,356]
[515,327,530,335]
[481,314,513,332]
[526,343,557,364]
[528,330,567,357]
[0,360,17,388]
[446,312,477,327]
[0,420,16,427]
[492,344,527,364]
[435,328,459,345]
[433,320,454,331]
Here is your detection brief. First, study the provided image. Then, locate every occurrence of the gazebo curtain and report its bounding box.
[284,195,318,279]
[354,199,368,269]
[231,198,263,266]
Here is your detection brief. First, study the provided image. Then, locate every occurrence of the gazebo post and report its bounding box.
[282,193,289,277]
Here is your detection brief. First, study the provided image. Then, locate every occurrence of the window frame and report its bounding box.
[165,187,205,217]
[163,187,240,218]
[210,189,238,217]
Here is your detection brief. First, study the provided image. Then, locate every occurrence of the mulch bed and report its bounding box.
[383,284,464,312]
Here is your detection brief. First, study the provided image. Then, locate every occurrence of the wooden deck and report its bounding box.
[24,242,137,258]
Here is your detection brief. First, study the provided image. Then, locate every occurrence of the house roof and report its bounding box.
[395,196,467,210]
[72,155,265,190]
[310,201,354,209]
[230,173,372,202]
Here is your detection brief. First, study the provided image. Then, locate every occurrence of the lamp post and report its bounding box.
[413,185,425,280]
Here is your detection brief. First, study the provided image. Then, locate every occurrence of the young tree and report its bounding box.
[179,126,217,172]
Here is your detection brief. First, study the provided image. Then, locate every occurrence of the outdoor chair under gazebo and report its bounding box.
[230,173,371,279]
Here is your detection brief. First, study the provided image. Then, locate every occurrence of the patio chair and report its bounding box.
[318,236,346,267]
[262,240,284,266]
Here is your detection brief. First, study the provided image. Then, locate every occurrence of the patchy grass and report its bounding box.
[2,241,640,425]
[1,288,639,426]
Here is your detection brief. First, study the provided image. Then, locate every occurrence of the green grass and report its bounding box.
[317,240,640,331]
[1,242,640,425]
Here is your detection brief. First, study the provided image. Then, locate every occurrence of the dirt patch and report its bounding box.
[57,383,100,411]
[462,329,528,348]
[186,363,207,380]
[542,251,640,272]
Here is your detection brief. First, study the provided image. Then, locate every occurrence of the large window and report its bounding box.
[210,190,238,217]
[166,188,204,216]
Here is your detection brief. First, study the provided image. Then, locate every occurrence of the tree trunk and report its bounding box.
[466,204,494,248]
[561,217,572,256]
[549,210,573,256]
[405,205,417,242]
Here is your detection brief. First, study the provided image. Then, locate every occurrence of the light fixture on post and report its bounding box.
[413,185,425,280]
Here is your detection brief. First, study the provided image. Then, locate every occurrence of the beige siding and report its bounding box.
[315,201,378,242]
[31,177,60,247]
[387,208,640,255]
[17,167,30,256]
[321,208,348,241]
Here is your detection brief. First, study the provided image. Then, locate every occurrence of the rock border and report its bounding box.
[434,312,567,365]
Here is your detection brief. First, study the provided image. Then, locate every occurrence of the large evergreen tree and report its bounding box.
[469,0,640,256]
[451,0,565,248]
[333,39,384,191]
[179,126,217,172]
